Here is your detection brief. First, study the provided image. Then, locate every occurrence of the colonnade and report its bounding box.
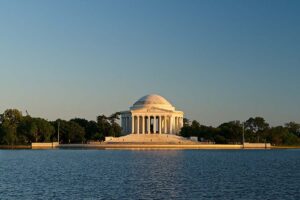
[121,114,183,135]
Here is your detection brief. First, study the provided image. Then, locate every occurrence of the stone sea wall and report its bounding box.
[32,142,59,149]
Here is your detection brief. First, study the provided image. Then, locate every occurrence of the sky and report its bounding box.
[0,0,300,126]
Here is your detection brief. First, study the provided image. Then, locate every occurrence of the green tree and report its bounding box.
[88,121,102,140]
[71,118,103,141]
[0,125,4,144]
[214,134,227,144]
[266,126,285,145]
[218,121,242,144]
[108,112,121,124]
[1,124,17,145]
[180,120,200,138]
[0,109,22,125]
[54,120,85,144]
[97,115,110,137]
[197,125,218,142]
[18,117,55,143]
[0,109,22,145]
[285,122,300,137]
[180,126,192,138]
[245,117,269,142]
[183,118,190,127]
[108,112,122,137]
[17,116,38,143]
[34,118,55,142]
[191,120,200,129]
[70,118,89,130]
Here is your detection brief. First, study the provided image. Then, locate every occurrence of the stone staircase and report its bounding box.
[105,134,199,145]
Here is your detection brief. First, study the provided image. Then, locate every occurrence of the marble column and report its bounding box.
[176,117,178,133]
[170,116,173,134]
[131,115,134,134]
[164,116,167,134]
[159,116,162,134]
[121,117,123,132]
[153,116,156,134]
[147,116,150,134]
[142,116,145,134]
[125,117,127,133]
[127,117,129,133]
[137,115,140,134]
[174,117,176,134]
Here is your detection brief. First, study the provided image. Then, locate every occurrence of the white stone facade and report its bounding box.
[120,94,184,135]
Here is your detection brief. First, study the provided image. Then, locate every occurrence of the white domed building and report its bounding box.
[120,94,184,135]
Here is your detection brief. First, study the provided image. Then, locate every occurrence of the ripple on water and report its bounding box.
[0,150,300,200]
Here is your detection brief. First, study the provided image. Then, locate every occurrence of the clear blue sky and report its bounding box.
[0,0,299,126]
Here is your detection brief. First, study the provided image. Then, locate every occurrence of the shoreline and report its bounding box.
[1,144,300,150]
[0,145,31,149]
[271,146,300,149]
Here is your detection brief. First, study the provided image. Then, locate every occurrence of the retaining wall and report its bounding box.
[32,142,59,149]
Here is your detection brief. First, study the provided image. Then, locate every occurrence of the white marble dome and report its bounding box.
[130,94,175,111]
[122,94,184,135]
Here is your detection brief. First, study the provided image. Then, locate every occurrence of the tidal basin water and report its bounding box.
[1,150,300,200]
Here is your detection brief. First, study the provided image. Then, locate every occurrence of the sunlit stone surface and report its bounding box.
[120,94,184,135]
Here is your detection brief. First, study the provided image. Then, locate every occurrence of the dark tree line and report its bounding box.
[180,117,300,146]
[0,109,122,145]
[1,109,299,146]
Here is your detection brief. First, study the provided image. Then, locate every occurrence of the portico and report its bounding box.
[121,94,184,135]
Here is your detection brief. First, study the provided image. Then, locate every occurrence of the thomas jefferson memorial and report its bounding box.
[120,94,184,135]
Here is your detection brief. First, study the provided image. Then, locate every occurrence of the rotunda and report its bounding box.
[120,94,184,135]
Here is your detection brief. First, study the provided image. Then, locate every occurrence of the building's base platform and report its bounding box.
[31,137,271,150]
[56,143,271,150]
[31,135,272,149]
[104,134,199,144]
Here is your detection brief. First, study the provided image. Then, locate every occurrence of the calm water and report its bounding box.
[1,149,300,200]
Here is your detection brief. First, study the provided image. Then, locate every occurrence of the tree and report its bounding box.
[180,120,200,138]
[0,125,3,144]
[18,117,55,143]
[0,108,299,146]
[109,122,122,137]
[17,116,38,143]
[190,120,201,137]
[218,121,242,144]
[54,120,85,144]
[285,122,300,137]
[245,117,269,142]
[71,118,102,141]
[87,121,102,140]
[34,118,55,142]
[0,109,22,125]
[67,121,85,143]
[214,134,227,144]
[0,109,22,145]
[108,112,121,124]
[97,115,110,136]
[70,118,90,138]
[183,118,190,127]
[70,118,89,130]
[108,112,122,137]
[191,120,200,129]
[180,125,193,138]
[1,124,17,146]
[199,125,219,142]
[268,127,285,145]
